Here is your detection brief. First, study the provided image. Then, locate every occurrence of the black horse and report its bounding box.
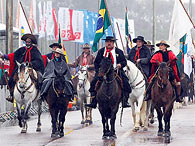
[45,71,70,138]
[96,58,122,140]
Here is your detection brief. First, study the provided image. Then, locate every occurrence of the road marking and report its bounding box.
[64,127,73,136]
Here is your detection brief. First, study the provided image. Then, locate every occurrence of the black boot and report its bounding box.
[85,97,97,109]
[175,83,183,103]
[6,89,14,103]
[144,90,151,101]
[122,92,131,108]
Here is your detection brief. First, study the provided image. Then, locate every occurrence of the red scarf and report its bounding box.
[24,46,33,62]
[135,47,140,61]
[105,48,114,64]
[82,53,88,66]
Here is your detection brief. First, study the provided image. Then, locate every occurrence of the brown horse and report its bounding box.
[151,62,174,143]
[97,58,122,140]
[45,71,70,138]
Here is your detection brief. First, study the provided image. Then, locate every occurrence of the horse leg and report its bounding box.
[50,108,59,138]
[36,99,42,132]
[100,112,108,139]
[110,113,117,139]
[134,100,142,131]
[80,98,85,124]
[149,104,155,124]
[58,108,67,137]
[131,103,136,130]
[156,107,163,136]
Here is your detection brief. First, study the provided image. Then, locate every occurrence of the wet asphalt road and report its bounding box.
[0,103,195,146]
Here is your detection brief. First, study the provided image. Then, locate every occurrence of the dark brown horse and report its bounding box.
[45,71,70,138]
[151,62,174,143]
[97,58,122,140]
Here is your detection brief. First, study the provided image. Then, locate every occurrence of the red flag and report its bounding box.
[52,8,58,41]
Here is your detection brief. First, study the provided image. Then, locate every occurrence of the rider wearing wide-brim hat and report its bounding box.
[40,48,76,101]
[145,41,155,54]
[85,36,132,108]
[0,33,44,103]
[128,36,152,79]
[68,43,95,83]
[144,40,183,102]
[46,43,67,62]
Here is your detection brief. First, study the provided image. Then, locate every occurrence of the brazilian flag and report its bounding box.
[92,0,111,52]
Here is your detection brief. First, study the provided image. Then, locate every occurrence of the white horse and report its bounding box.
[14,62,42,133]
[77,66,92,125]
[124,60,151,131]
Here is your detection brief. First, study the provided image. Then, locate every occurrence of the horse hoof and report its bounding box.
[110,134,117,140]
[157,131,164,136]
[133,127,140,132]
[102,135,109,140]
[81,121,85,124]
[164,136,171,143]
[85,120,93,125]
[21,129,27,133]
[150,119,154,124]
[143,127,148,131]
[51,133,60,138]
[59,132,64,137]
[36,127,41,132]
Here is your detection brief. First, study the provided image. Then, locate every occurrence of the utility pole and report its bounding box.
[6,0,13,54]
[152,0,156,46]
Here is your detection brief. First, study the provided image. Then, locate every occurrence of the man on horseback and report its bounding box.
[46,43,66,62]
[85,36,131,108]
[0,34,44,103]
[68,43,95,82]
[128,36,151,79]
[40,48,75,101]
[144,40,183,102]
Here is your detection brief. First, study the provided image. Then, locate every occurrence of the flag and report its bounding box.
[29,0,38,33]
[38,2,45,38]
[18,2,31,47]
[169,0,193,55]
[184,31,193,77]
[92,0,111,52]
[52,8,58,41]
[46,1,54,40]
[125,7,133,54]
[58,26,69,63]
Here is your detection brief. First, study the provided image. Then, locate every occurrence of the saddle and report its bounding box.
[95,73,123,91]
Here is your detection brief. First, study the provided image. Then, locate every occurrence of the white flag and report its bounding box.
[46,1,54,40]
[184,31,193,77]
[29,0,38,34]
[18,3,31,47]
[38,2,45,38]
[169,0,193,55]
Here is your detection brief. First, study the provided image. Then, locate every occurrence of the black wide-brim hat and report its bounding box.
[133,36,147,44]
[49,43,62,49]
[21,33,37,44]
[102,36,118,42]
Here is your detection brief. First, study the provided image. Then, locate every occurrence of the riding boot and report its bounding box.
[122,91,131,108]
[144,89,152,101]
[144,76,156,101]
[6,90,14,103]
[85,96,97,109]
[175,82,183,103]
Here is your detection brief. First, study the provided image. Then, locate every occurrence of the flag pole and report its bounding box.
[103,0,118,47]
[116,22,126,54]
[19,1,33,33]
[179,0,195,28]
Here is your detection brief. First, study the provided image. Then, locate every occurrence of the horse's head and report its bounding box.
[53,70,66,97]
[77,66,88,88]
[98,57,113,78]
[157,62,170,88]
[16,62,32,89]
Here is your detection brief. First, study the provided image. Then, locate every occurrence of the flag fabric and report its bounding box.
[29,0,38,33]
[125,8,133,54]
[18,2,31,47]
[46,1,54,40]
[58,27,69,63]
[169,0,193,55]
[52,8,58,41]
[184,31,193,77]
[92,0,111,52]
[38,2,45,38]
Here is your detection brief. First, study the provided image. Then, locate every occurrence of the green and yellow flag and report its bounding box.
[92,0,111,52]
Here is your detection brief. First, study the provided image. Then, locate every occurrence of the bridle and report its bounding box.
[156,67,169,89]
[52,78,65,98]
[78,69,88,91]
[16,67,34,99]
